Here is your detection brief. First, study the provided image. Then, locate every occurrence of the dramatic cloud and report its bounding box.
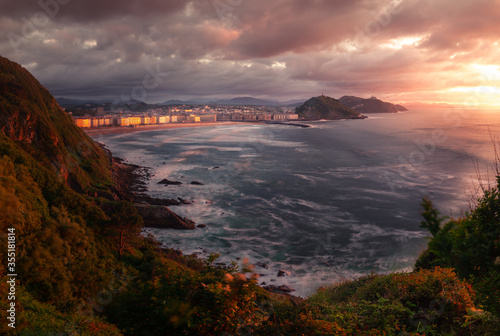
[0,0,499,105]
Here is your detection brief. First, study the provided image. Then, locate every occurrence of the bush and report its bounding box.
[416,187,500,316]
[257,267,490,336]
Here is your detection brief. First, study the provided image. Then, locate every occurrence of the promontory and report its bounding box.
[296,95,365,120]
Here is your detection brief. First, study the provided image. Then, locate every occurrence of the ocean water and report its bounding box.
[91,108,500,297]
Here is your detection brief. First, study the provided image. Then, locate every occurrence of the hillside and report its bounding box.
[0,56,112,193]
[1,55,498,335]
[339,95,408,113]
[211,96,280,106]
[296,95,364,120]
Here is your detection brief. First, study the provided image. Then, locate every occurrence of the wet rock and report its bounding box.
[263,285,296,295]
[212,166,221,169]
[255,262,268,269]
[134,204,195,230]
[178,197,193,205]
[277,270,291,277]
[197,224,207,228]
[190,181,204,185]
[157,179,182,185]
[138,197,180,206]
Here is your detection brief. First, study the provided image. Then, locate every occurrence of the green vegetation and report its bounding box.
[0,55,113,193]
[1,55,499,335]
[416,186,500,317]
[296,95,361,120]
[254,267,497,335]
[338,95,408,113]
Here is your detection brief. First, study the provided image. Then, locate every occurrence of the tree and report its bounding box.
[420,197,448,237]
[106,202,143,260]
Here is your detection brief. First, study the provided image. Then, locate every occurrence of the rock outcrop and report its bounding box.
[134,204,196,230]
[296,95,363,120]
[158,179,182,185]
[338,95,408,113]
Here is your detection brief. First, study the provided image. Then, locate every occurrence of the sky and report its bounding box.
[1,0,499,106]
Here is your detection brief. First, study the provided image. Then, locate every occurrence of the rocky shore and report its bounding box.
[110,155,197,230]
[107,145,299,297]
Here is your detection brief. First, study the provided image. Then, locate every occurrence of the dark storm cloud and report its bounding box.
[0,0,186,22]
[0,0,499,103]
[222,0,370,59]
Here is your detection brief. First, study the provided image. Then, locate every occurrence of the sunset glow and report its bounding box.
[1,0,499,106]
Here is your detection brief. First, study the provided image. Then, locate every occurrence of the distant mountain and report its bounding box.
[338,96,408,113]
[59,96,307,107]
[160,99,203,105]
[55,97,104,105]
[56,97,149,107]
[160,97,308,106]
[296,95,363,120]
[210,96,280,106]
[281,99,308,107]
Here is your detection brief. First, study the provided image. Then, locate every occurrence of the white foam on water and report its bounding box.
[93,109,495,297]
[292,173,318,183]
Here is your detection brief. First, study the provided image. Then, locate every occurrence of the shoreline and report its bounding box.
[108,150,197,229]
[104,130,302,296]
[84,121,257,136]
[84,120,314,136]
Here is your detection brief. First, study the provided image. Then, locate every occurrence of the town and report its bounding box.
[70,104,300,128]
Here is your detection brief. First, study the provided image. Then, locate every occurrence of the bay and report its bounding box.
[91,108,500,297]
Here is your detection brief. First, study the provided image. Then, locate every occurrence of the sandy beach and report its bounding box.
[83,121,255,136]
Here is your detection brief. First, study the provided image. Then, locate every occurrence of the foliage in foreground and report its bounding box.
[416,189,500,317]
[1,119,499,335]
[1,53,499,335]
[253,267,498,336]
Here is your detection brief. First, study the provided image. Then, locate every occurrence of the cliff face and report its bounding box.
[296,95,362,120]
[0,55,111,192]
[338,96,408,113]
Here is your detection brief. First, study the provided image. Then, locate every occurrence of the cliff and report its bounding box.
[0,55,112,192]
[295,95,363,120]
[338,95,408,113]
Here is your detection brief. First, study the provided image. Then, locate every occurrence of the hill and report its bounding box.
[1,55,498,335]
[339,95,408,113]
[0,56,114,192]
[296,95,364,120]
[160,96,305,106]
[160,99,202,105]
[211,96,280,106]
[0,55,127,334]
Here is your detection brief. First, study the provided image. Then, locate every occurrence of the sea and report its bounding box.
[90,108,500,297]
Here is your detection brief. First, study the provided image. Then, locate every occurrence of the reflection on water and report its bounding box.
[93,108,500,297]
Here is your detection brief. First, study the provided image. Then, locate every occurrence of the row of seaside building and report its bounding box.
[73,113,300,128]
